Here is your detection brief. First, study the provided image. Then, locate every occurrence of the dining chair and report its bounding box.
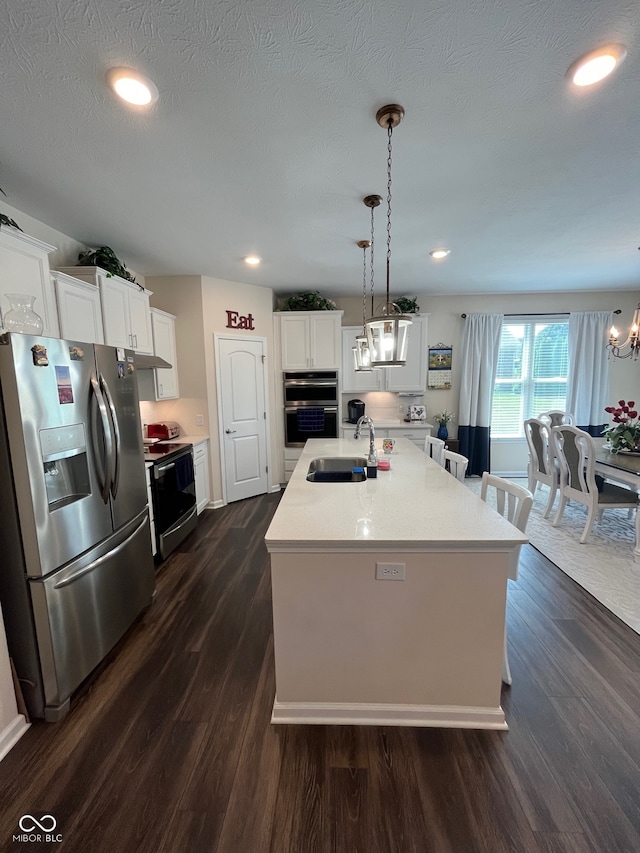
[539,410,575,426]
[480,472,533,685]
[424,435,446,466]
[443,449,468,481]
[523,417,559,517]
[551,425,638,544]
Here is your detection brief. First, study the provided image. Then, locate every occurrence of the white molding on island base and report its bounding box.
[0,714,30,763]
[271,699,508,730]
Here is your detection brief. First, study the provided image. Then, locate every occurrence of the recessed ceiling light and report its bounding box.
[107,67,159,106]
[568,44,627,87]
[244,255,262,266]
[430,248,450,260]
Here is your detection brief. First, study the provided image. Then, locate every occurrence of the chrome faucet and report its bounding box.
[354,415,377,465]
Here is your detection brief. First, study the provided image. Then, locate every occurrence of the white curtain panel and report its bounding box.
[567,311,612,431]
[459,313,503,427]
[458,313,503,476]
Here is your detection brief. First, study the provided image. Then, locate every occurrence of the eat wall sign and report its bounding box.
[226,309,255,330]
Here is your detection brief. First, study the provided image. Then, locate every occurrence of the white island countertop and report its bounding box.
[265,437,527,553]
[265,437,528,730]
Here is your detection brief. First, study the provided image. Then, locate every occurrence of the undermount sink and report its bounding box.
[306,457,368,483]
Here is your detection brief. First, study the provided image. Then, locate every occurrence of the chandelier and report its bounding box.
[365,104,412,367]
[353,194,382,372]
[607,303,640,360]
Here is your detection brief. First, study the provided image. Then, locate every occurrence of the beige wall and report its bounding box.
[334,290,639,474]
[145,274,278,505]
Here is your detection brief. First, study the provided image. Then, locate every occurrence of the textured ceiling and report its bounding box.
[1,0,640,297]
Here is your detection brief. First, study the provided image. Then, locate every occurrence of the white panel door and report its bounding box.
[218,337,269,502]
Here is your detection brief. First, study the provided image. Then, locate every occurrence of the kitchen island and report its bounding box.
[265,437,528,730]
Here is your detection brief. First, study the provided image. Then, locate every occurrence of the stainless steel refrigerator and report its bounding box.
[0,332,155,721]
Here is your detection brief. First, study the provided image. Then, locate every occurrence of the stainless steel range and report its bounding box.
[144,441,197,561]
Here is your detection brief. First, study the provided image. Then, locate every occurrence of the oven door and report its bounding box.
[151,448,197,559]
[284,406,339,447]
[283,372,339,407]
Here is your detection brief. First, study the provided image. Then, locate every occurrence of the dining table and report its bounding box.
[594,446,640,563]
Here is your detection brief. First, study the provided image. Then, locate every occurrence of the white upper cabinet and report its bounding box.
[341,315,428,393]
[276,311,343,370]
[385,314,428,392]
[56,266,153,354]
[341,327,381,392]
[150,308,179,400]
[0,228,59,337]
[52,270,104,344]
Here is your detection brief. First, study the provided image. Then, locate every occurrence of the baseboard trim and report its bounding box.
[271,699,507,730]
[0,714,30,763]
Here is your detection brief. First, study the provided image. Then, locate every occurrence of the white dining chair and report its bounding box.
[443,449,468,481]
[524,417,559,518]
[539,410,575,426]
[424,435,446,466]
[480,472,533,685]
[551,425,638,544]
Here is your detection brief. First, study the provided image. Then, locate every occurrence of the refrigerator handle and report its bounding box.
[53,516,149,588]
[90,374,114,503]
[100,374,121,499]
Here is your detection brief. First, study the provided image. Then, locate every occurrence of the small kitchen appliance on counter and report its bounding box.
[347,399,365,424]
[147,421,180,440]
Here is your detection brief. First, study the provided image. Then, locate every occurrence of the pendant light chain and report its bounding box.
[370,202,376,317]
[361,241,368,332]
[386,123,393,301]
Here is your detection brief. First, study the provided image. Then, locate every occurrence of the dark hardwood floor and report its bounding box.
[1,492,640,852]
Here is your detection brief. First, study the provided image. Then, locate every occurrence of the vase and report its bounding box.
[3,293,44,335]
[437,423,448,441]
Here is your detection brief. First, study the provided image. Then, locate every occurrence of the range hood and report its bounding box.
[134,353,172,370]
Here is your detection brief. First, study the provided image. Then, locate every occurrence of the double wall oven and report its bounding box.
[283,370,339,447]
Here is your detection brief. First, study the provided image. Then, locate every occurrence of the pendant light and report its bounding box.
[365,104,412,367]
[352,194,382,371]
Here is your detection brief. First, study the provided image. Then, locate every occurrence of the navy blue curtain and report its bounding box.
[458,425,491,476]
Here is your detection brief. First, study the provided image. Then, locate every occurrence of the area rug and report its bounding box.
[465,478,640,635]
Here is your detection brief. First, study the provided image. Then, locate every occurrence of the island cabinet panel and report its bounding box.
[265,436,527,729]
[271,550,508,719]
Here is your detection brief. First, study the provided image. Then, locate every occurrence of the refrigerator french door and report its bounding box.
[0,332,155,720]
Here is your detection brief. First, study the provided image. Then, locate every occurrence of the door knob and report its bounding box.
[225,428,236,434]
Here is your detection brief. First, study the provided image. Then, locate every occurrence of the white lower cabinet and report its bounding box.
[284,446,302,483]
[193,440,211,513]
[52,270,104,344]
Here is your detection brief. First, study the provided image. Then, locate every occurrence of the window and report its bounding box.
[491,316,569,439]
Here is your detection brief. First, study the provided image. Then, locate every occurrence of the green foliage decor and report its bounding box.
[77,246,137,284]
[394,296,420,314]
[281,291,337,311]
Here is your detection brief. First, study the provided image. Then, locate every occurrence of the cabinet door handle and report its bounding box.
[225,428,237,434]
